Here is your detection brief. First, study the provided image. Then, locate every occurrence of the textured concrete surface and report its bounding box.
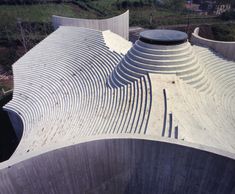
[0,138,235,194]
[191,27,235,61]
[2,26,235,156]
[108,31,235,153]
[1,27,235,193]
[52,11,129,40]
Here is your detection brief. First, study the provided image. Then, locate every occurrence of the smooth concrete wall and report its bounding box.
[52,11,129,40]
[0,138,235,194]
[191,27,235,61]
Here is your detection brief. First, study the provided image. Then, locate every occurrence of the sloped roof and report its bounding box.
[1,27,235,167]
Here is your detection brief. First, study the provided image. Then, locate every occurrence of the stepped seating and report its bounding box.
[193,45,235,117]
[108,38,209,91]
[4,27,154,158]
[1,27,235,163]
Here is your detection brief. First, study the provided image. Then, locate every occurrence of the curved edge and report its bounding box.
[52,10,129,40]
[0,138,235,194]
[102,30,132,55]
[191,27,235,61]
[1,134,235,169]
[139,30,188,45]
[2,108,24,141]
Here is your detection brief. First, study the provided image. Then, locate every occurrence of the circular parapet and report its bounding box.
[139,30,188,45]
[191,27,235,61]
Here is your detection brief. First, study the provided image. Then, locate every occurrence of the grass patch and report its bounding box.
[211,24,235,41]
[0,4,81,24]
[0,3,89,68]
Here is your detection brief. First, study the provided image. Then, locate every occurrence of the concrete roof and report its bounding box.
[1,26,235,168]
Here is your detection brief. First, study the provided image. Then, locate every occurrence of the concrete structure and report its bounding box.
[191,27,235,61]
[0,138,235,194]
[52,10,129,40]
[0,27,235,193]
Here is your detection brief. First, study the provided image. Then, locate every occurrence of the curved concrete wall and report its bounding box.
[0,138,234,194]
[191,27,235,61]
[52,11,129,40]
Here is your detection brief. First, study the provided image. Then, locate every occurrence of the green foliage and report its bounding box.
[115,0,144,9]
[215,0,233,5]
[0,4,82,24]
[0,0,230,71]
[0,47,18,70]
[0,0,73,5]
[0,3,84,68]
[221,10,235,21]
[155,0,185,10]
[211,24,235,41]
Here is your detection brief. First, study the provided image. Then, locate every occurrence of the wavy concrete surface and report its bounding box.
[1,27,235,193]
[52,10,129,40]
[191,27,235,61]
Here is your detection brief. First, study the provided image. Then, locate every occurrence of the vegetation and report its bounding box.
[211,24,235,41]
[0,3,95,73]
[0,0,234,93]
[155,0,185,11]
[221,10,235,21]
[0,0,73,5]
[0,3,83,93]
